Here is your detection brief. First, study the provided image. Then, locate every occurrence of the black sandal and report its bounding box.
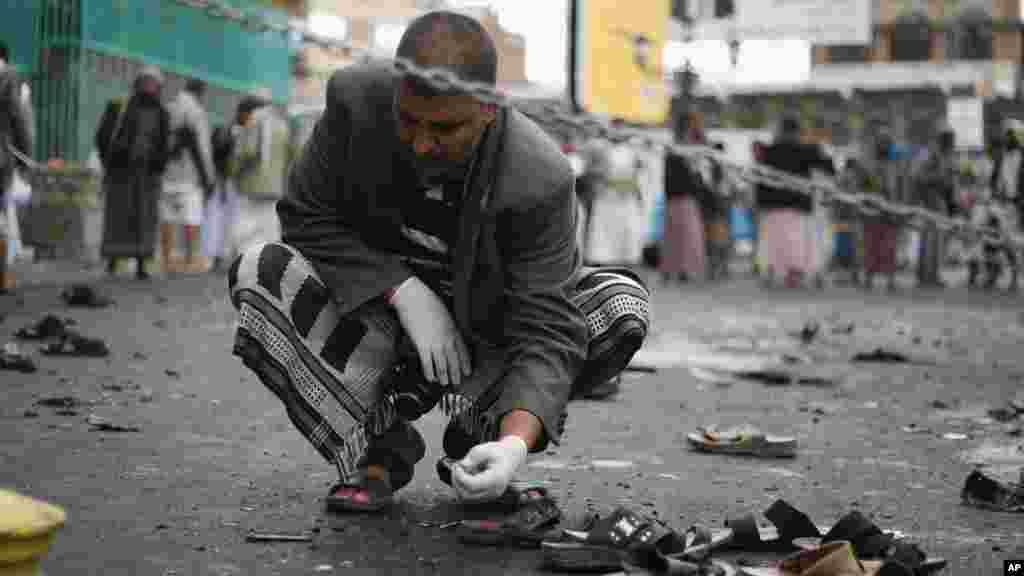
[40,332,110,358]
[61,284,114,308]
[796,510,947,574]
[0,346,37,373]
[456,486,564,547]
[15,315,76,341]
[325,476,393,514]
[541,507,690,573]
[717,499,824,553]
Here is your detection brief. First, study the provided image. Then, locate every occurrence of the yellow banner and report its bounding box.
[576,0,671,125]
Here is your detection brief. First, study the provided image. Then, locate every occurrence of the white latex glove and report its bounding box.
[390,276,472,388]
[451,436,529,502]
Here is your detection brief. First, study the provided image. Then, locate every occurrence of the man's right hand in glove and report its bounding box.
[389,276,472,388]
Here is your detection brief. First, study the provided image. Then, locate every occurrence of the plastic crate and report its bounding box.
[19,167,103,261]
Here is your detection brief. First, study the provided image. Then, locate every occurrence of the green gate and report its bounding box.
[33,0,292,164]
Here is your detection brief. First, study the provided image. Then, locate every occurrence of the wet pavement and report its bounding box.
[1,268,1022,574]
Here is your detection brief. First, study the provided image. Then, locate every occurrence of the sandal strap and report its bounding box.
[586,508,658,548]
[506,491,561,532]
[724,514,763,548]
[763,499,822,543]
[821,510,888,557]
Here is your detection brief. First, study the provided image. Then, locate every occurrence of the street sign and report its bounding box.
[674,0,872,45]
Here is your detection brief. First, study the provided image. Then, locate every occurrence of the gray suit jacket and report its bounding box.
[277,64,588,451]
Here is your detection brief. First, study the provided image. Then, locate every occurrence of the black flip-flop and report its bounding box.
[541,507,692,573]
[325,476,393,514]
[61,284,114,308]
[715,499,825,553]
[456,486,563,547]
[15,315,76,341]
[40,333,110,358]
[0,348,37,373]
[793,510,947,574]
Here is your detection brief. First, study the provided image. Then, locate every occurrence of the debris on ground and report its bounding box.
[40,333,110,358]
[165,369,181,379]
[686,426,798,458]
[831,322,855,335]
[61,284,114,308]
[14,315,76,341]
[792,320,820,345]
[87,414,141,432]
[36,395,90,409]
[245,532,313,543]
[851,348,910,364]
[988,403,1024,423]
[961,469,1024,513]
[0,342,37,373]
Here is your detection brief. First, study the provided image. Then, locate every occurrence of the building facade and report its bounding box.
[682,0,1024,149]
[283,0,528,108]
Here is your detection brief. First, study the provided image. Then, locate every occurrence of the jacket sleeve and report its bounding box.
[189,101,217,191]
[488,177,589,453]
[276,78,413,316]
[10,81,32,160]
[94,100,120,167]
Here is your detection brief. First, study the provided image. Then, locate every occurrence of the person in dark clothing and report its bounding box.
[226,11,650,514]
[95,66,171,280]
[756,116,835,288]
[660,111,712,283]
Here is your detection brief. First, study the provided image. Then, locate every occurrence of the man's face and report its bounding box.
[395,81,495,184]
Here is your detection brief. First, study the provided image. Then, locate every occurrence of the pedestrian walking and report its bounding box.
[912,127,956,288]
[95,66,170,280]
[201,122,241,272]
[756,116,835,288]
[660,111,709,283]
[583,120,647,266]
[858,128,906,291]
[227,11,649,515]
[0,42,33,293]
[163,79,216,274]
[231,89,288,255]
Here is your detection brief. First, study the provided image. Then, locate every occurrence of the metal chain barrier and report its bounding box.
[90,0,1019,251]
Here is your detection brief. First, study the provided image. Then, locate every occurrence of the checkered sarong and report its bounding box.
[228,242,649,481]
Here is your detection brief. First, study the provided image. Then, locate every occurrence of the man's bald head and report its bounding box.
[396,11,498,97]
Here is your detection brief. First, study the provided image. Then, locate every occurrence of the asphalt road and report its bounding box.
[1,269,1022,575]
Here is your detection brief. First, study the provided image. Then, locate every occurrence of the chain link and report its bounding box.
[49,0,1024,251]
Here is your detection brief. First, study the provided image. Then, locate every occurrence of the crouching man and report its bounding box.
[227,11,649,513]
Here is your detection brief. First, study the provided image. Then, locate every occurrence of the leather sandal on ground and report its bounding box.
[540,507,691,573]
[15,315,76,341]
[325,476,393,514]
[615,558,738,576]
[40,332,110,358]
[960,469,1024,513]
[792,510,945,574]
[687,427,798,458]
[741,541,915,576]
[61,284,114,308]
[715,499,825,553]
[0,346,36,373]
[456,486,564,547]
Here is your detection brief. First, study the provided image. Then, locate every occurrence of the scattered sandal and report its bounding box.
[61,284,114,308]
[541,507,696,573]
[0,343,36,373]
[714,500,824,553]
[740,541,915,576]
[456,486,564,547]
[40,333,110,358]
[687,427,798,458]
[961,469,1024,514]
[791,510,946,573]
[14,315,76,340]
[325,476,393,514]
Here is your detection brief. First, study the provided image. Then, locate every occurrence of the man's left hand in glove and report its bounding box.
[451,435,528,503]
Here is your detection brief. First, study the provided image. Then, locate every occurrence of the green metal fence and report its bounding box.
[28,0,292,164]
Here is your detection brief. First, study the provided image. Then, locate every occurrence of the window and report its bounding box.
[890,16,931,62]
[829,44,870,63]
[947,11,993,60]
